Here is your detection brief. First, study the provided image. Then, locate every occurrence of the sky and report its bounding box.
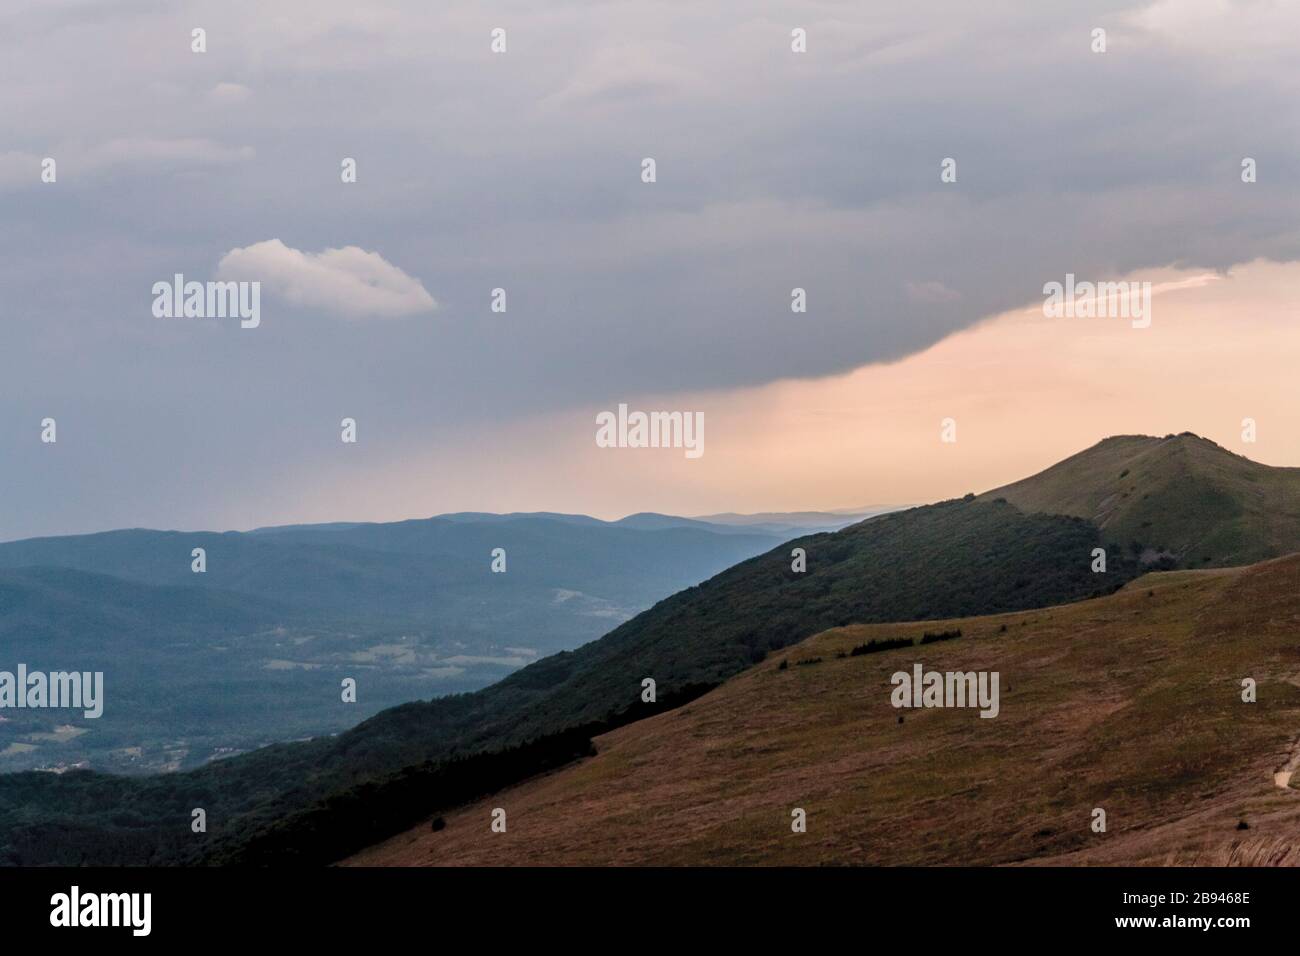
[2,0,1299,539]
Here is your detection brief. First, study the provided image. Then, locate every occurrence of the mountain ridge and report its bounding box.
[979,432,1300,568]
[347,551,1300,866]
[3,434,1298,865]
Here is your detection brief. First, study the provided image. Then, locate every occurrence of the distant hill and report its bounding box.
[4,436,1299,865]
[0,496,1135,864]
[0,566,286,641]
[980,433,1300,568]
[689,507,906,536]
[0,513,789,774]
[0,514,790,620]
[347,553,1300,866]
[614,513,762,534]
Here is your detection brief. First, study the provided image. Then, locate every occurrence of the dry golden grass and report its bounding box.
[345,553,1300,866]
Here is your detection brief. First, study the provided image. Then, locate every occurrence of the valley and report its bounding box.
[0,513,805,774]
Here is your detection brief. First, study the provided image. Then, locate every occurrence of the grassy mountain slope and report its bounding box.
[0,498,1127,864]
[176,498,1129,862]
[6,437,1298,864]
[980,433,1300,568]
[242,498,1125,776]
[349,553,1300,866]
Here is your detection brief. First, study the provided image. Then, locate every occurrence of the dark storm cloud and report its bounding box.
[2,0,1297,536]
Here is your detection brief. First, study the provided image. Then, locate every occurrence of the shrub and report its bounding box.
[919,628,962,645]
[850,637,914,656]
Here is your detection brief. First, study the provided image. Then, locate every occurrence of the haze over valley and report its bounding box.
[0,508,884,774]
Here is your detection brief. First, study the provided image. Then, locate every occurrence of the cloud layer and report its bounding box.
[2,0,1299,537]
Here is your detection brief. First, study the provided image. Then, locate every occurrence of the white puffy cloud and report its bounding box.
[216,239,436,318]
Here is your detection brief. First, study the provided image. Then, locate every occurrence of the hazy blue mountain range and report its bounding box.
[0,511,853,774]
[688,507,906,536]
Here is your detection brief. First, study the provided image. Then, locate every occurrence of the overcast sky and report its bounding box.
[3,0,1299,539]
